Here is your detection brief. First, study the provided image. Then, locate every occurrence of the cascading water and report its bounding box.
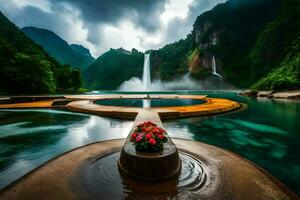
[118,53,228,91]
[212,56,222,78]
[142,53,151,108]
[143,53,151,90]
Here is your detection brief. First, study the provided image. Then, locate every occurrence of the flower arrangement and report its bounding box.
[130,121,168,152]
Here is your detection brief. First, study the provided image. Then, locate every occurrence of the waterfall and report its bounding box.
[118,53,152,91]
[142,53,151,108]
[142,53,151,90]
[212,56,222,78]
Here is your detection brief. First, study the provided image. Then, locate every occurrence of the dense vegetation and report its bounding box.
[151,34,195,80]
[250,0,300,90]
[22,27,95,69]
[0,12,81,94]
[85,48,143,90]
[192,0,282,88]
[251,36,300,91]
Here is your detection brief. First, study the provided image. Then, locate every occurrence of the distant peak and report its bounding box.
[22,26,57,35]
[110,47,131,55]
[70,44,94,59]
[21,26,66,44]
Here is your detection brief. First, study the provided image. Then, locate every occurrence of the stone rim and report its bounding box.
[66,95,241,119]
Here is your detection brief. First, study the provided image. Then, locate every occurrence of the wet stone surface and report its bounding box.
[71,151,210,199]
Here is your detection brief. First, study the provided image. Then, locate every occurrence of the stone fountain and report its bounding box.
[0,54,297,199]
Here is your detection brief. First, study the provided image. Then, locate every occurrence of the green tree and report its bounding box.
[0,11,82,94]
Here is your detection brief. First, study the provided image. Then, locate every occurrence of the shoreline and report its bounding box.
[239,90,300,100]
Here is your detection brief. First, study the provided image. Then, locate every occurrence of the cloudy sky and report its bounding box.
[0,0,226,57]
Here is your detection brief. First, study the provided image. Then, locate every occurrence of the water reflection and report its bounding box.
[1,91,300,196]
[0,109,132,189]
[73,152,207,199]
[164,91,300,195]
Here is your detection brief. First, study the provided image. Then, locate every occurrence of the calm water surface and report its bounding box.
[0,90,300,196]
[95,98,206,107]
[164,91,300,195]
[0,110,132,189]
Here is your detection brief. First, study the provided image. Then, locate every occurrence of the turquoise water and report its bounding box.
[95,98,206,107]
[0,91,300,196]
[163,91,300,196]
[0,110,132,189]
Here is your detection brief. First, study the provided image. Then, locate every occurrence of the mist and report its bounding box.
[118,73,231,91]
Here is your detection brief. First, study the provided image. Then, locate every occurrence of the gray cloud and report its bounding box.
[161,0,227,44]
[0,0,227,57]
[54,0,167,32]
[0,3,83,43]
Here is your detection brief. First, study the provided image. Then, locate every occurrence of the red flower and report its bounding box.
[132,122,167,152]
[139,132,146,136]
[135,134,143,142]
[157,127,164,133]
[148,127,154,132]
[149,138,156,145]
[131,132,138,139]
[146,133,152,140]
[143,121,156,126]
[130,132,138,141]
[157,134,165,140]
[152,128,160,135]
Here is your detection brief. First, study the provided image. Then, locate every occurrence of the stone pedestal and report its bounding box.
[118,110,181,181]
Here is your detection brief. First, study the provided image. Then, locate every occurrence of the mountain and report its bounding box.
[70,44,95,63]
[151,0,300,91]
[0,12,81,94]
[22,27,95,69]
[150,0,281,87]
[190,0,282,88]
[84,0,299,91]
[155,0,299,91]
[85,48,143,90]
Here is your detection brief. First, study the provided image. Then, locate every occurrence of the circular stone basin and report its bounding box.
[94,98,206,107]
[74,151,209,199]
[1,139,296,200]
